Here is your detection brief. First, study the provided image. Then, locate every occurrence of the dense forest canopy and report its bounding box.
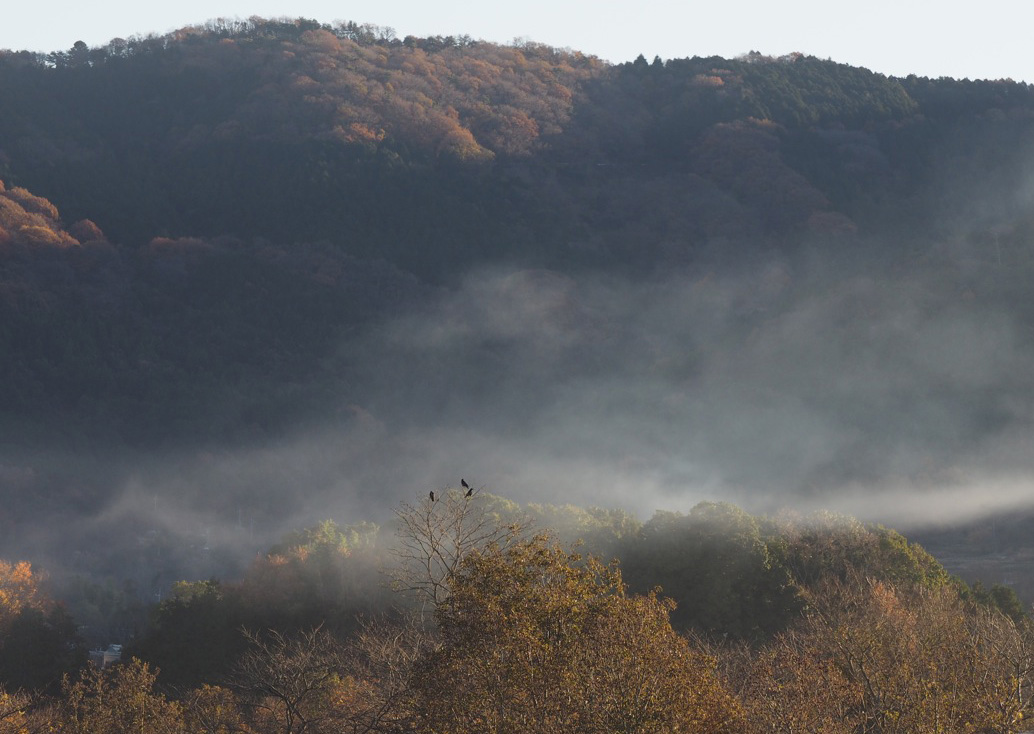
[4,16,1032,263]
[5,22,1034,724]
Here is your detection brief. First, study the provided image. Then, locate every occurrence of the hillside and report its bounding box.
[4,19,1032,268]
[3,17,1034,611]
[3,20,1034,440]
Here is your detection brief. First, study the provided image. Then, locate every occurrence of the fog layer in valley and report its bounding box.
[340,249,1034,525]
[7,232,1030,599]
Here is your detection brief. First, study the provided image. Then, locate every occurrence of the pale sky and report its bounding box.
[1,0,1030,82]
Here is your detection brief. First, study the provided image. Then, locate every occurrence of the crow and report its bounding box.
[429,491,436,502]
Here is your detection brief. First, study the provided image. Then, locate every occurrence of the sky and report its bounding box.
[1,0,1031,82]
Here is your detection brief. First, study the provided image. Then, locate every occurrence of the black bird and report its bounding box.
[429,491,435,501]
[461,478,473,497]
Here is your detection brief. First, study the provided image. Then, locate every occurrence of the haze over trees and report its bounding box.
[5,14,1034,730]
[2,493,1033,732]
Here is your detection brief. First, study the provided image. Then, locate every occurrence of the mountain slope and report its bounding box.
[4,19,1034,603]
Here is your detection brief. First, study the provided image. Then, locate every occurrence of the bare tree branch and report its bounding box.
[389,489,528,616]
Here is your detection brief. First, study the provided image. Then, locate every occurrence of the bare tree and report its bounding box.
[232,625,345,734]
[229,615,433,734]
[389,489,527,616]
[181,685,249,734]
[330,615,431,734]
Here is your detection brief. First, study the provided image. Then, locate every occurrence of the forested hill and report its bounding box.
[4,18,1034,546]
[4,18,1034,450]
[3,17,1033,274]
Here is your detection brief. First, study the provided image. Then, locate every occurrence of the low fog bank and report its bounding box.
[6,237,1034,599]
[337,246,1034,526]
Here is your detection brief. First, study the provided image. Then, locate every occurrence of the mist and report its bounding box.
[331,247,1030,519]
[5,229,1034,604]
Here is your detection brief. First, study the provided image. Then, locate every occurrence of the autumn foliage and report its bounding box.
[3,14,1034,733]
[0,560,84,693]
[3,495,1034,732]
[0,184,102,254]
[730,574,1034,733]
[413,536,746,733]
[0,560,41,624]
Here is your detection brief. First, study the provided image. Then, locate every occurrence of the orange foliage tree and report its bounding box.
[0,185,79,249]
[412,535,747,733]
[60,658,184,734]
[0,560,84,693]
[0,560,42,625]
[732,573,1034,733]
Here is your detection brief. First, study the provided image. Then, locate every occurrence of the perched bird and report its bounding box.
[429,490,436,502]
[465,487,474,498]
[461,478,470,489]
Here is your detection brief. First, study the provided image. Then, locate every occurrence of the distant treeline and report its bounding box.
[3,17,1034,262]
